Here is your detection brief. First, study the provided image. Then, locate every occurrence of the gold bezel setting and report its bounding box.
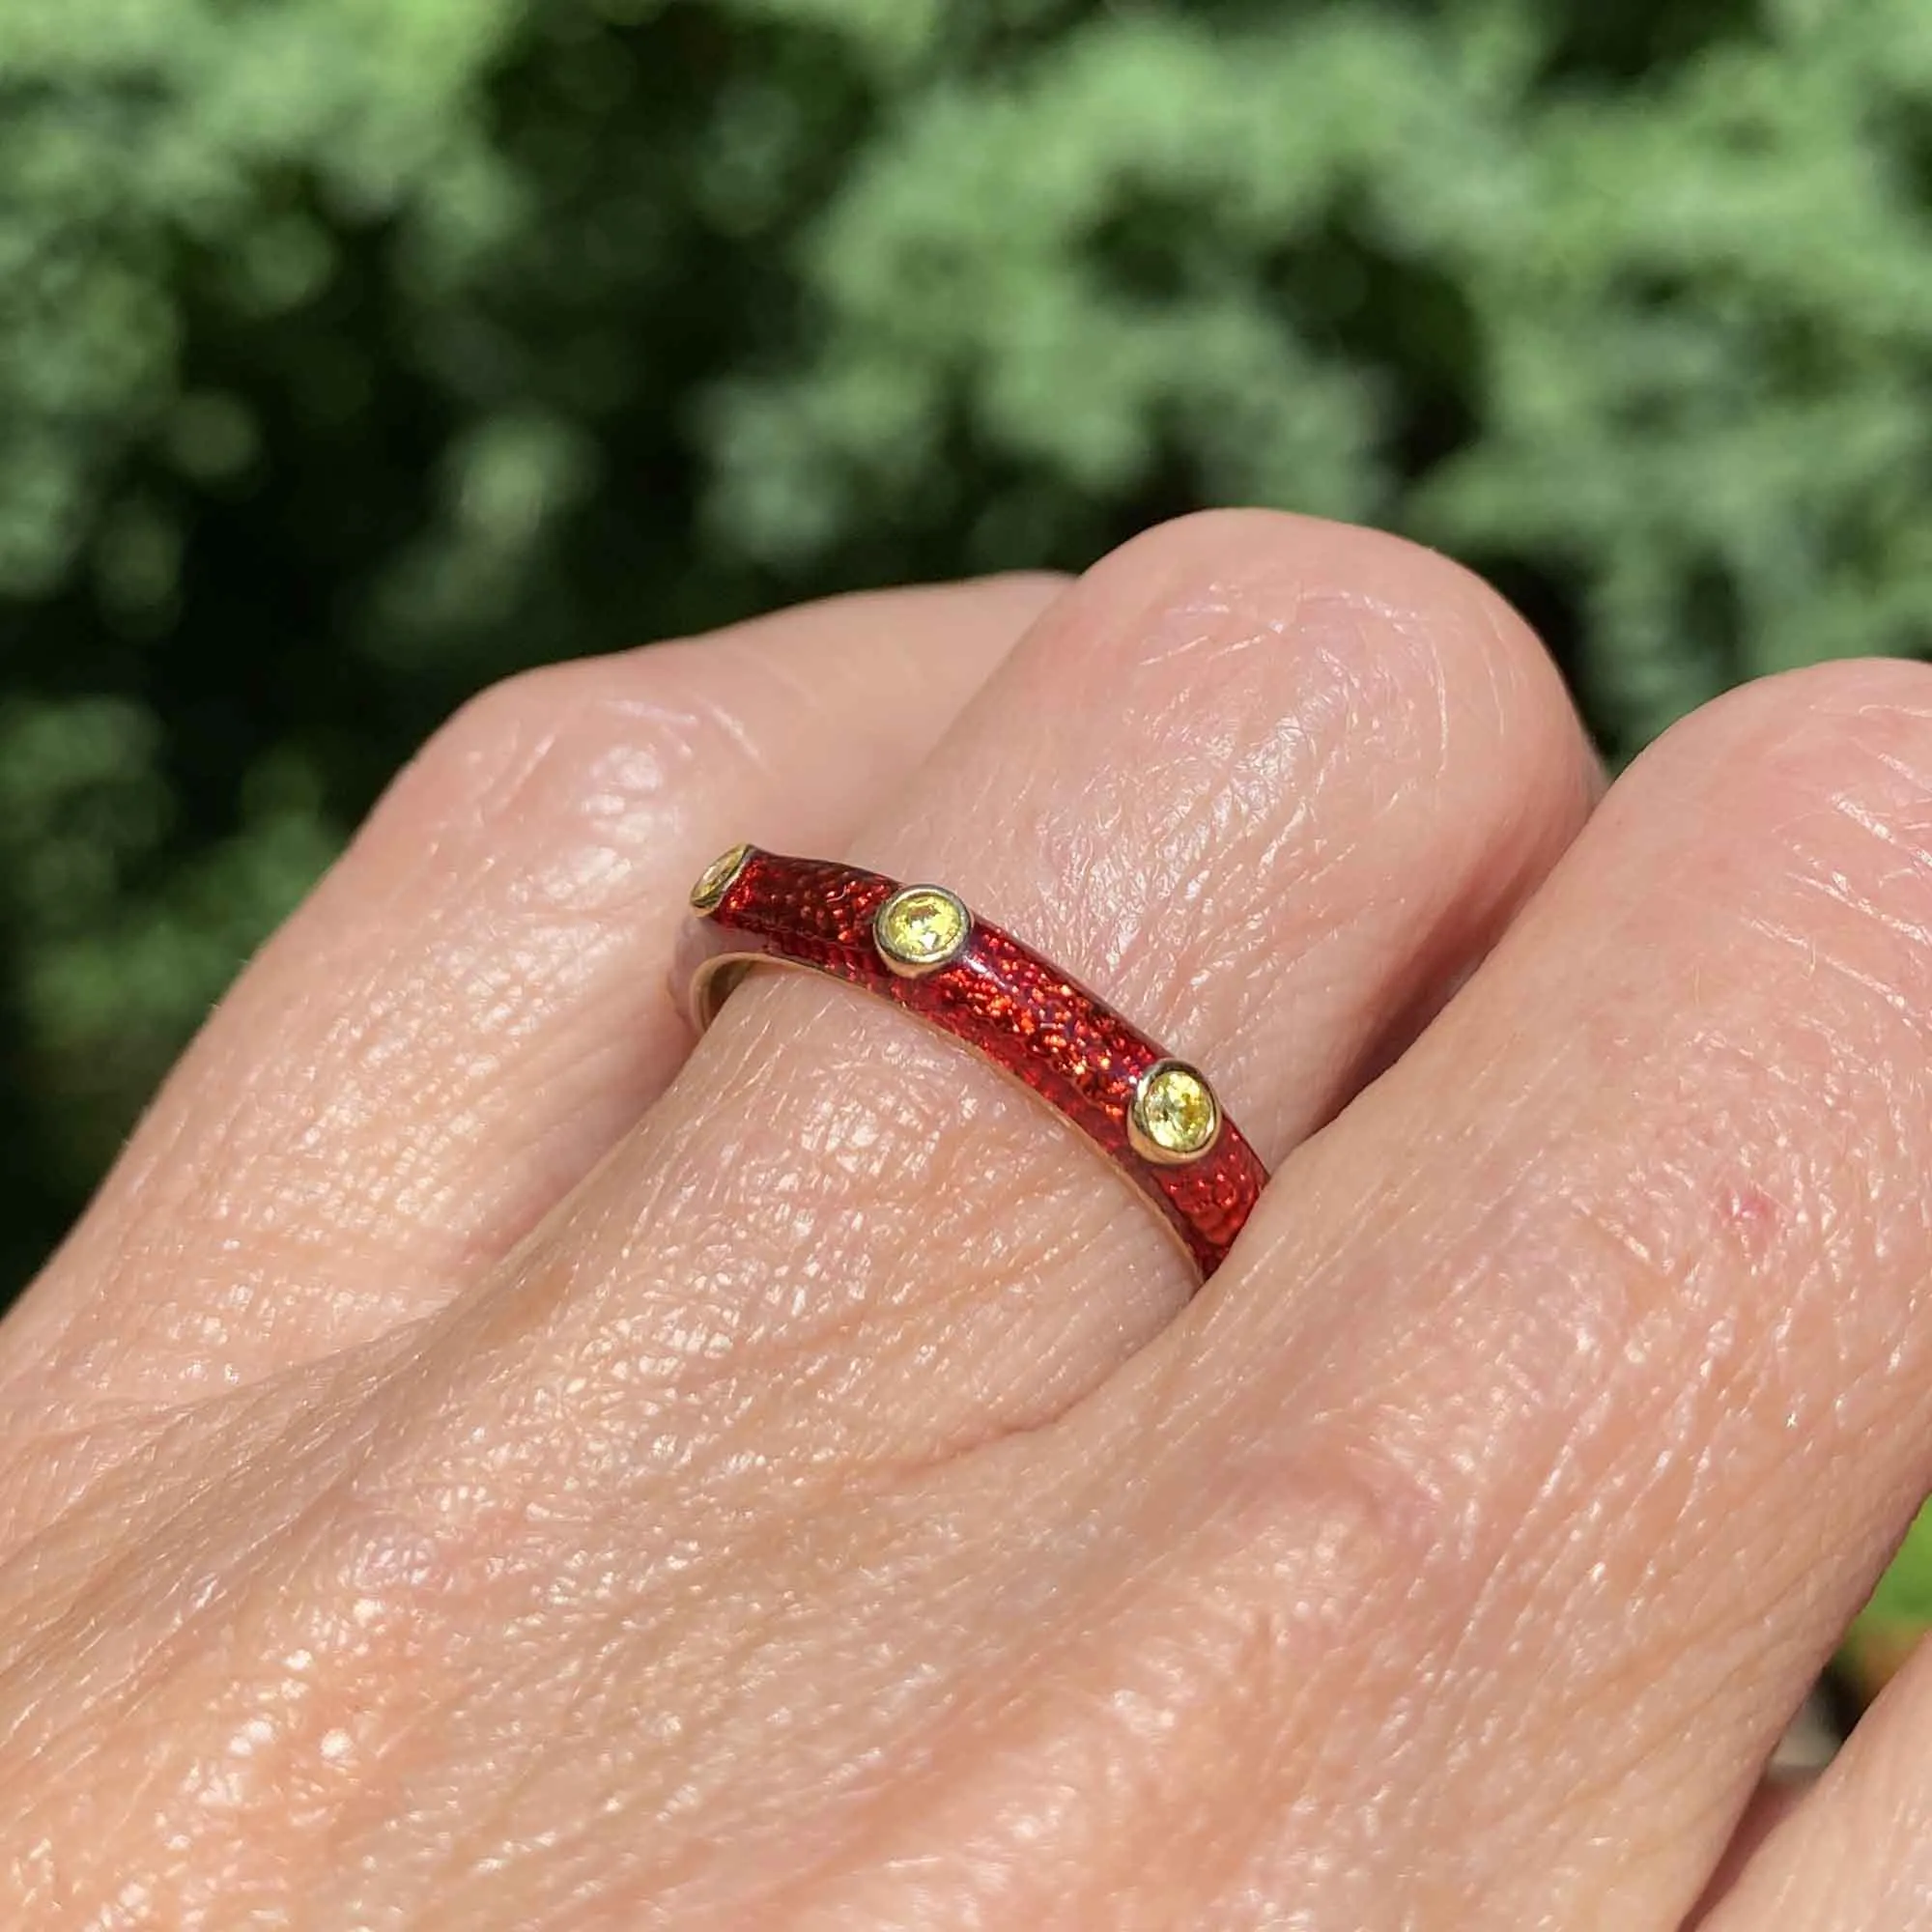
[689,841,753,915]
[872,884,972,978]
[1128,1059,1222,1165]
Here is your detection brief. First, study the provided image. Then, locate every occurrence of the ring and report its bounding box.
[673,844,1269,1281]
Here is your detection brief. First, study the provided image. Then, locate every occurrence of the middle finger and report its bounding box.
[1161,658,1932,1926]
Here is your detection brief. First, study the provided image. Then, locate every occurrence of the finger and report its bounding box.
[1695,1642,1932,1929]
[1144,660,1932,1926]
[475,510,1598,1463]
[5,577,1060,1412]
[1690,1774,1823,1927]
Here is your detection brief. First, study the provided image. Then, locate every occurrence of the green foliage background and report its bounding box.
[8,0,1932,1615]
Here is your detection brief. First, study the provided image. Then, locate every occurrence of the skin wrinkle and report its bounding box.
[955,563,1503,1030]
[781,1503,1350,1925]
[1378,1072,1851,1800]
[1098,596,1543,1135]
[1489,1434,1753,1833]
[436,1513,977,1918]
[2,1406,278,1686]
[546,997,1189,1445]
[1762,898,1925,1020]
[1348,1430,1605,1882]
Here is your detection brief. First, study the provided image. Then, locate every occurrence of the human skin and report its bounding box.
[3,510,1931,1927]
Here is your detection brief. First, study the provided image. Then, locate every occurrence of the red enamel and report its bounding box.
[673,848,1267,1282]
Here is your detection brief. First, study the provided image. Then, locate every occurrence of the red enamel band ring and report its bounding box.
[673,844,1268,1282]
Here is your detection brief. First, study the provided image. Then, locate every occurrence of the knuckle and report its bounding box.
[1656,655,1932,810]
[1660,659,1932,993]
[1677,654,1932,783]
[1074,510,1570,762]
[1102,507,1505,617]
[403,659,596,810]
[387,650,742,867]
[1181,1419,1489,1687]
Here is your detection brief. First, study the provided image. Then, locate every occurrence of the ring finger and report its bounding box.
[471,510,1600,1459]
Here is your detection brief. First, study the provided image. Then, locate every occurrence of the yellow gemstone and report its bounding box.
[690,841,752,913]
[1133,1062,1220,1160]
[875,885,970,974]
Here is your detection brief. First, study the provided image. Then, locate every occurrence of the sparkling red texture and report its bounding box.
[673,848,1267,1281]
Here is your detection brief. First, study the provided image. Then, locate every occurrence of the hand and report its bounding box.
[4,513,1927,1928]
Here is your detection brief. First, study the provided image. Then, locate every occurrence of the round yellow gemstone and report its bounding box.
[875,885,970,974]
[1133,1062,1220,1160]
[690,841,752,913]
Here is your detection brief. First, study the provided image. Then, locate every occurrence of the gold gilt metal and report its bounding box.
[873,884,972,978]
[690,841,753,915]
[1129,1060,1222,1164]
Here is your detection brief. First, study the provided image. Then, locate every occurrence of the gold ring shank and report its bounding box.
[684,949,841,1032]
